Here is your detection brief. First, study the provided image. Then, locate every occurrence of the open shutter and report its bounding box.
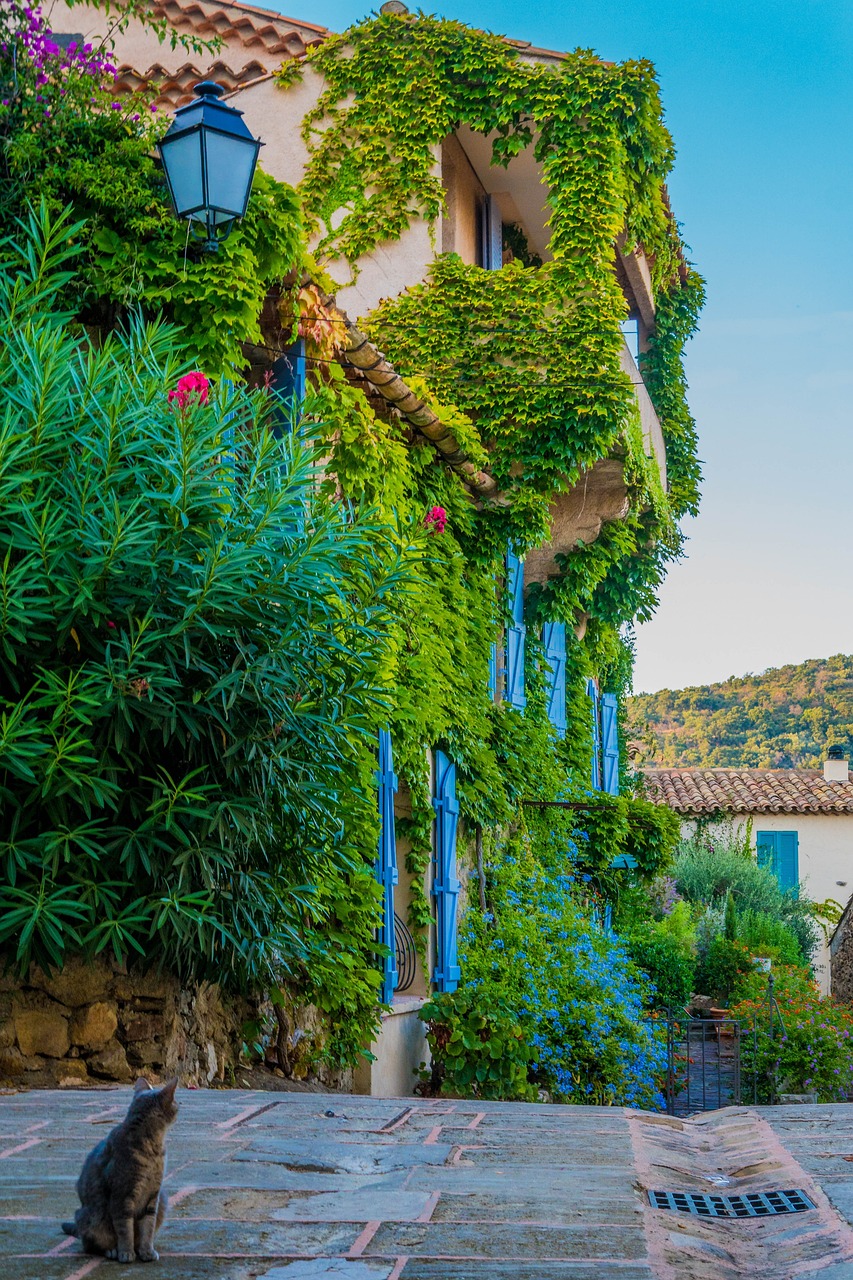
[543,621,567,737]
[506,550,526,711]
[432,750,461,992]
[478,194,503,270]
[269,337,306,436]
[376,729,399,1004]
[488,641,498,701]
[601,693,619,795]
[588,678,601,790]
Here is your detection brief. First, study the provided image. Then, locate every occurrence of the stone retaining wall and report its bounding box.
[0,957,253,1088]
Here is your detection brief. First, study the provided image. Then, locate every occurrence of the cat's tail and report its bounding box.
[61,1221,79,1238]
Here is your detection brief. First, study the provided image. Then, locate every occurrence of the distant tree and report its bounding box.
[629,655,853,768]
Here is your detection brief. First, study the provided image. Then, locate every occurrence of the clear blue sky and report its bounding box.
[280,0,853,693]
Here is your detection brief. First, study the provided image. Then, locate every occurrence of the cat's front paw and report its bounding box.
[137,1248,160,1262]
[117,1250,136,1263]
[105,1249,117,1260]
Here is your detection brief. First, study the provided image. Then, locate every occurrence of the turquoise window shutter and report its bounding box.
[757,830,799,896]
[376,729,399,1004]
[588,678,602,789]
[601,692,619,795]
[432,750,461,992]
[756,830,777,875]
[543,621,567,737]
[505,550,526,711]
[269,337,306,436]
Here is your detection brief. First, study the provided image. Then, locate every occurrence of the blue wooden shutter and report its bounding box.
[432,750,461,992]
[376,729,399,1004]
[587,678,601,789]
[601,692,619,795]
[757,830,799,897]
[506,550,526,711]
[269,337,306,436]
[543,621,567,737]
[488,641,498,701]
[778,832,799,896]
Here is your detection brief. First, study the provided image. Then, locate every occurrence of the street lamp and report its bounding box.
[156,81,262,252]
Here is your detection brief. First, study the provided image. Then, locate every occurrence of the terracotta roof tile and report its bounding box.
[644,768,853,815]
[115,0,327,107]
[117,58,271,107]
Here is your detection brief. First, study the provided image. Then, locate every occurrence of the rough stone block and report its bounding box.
[27,958,110,1007]
[14,1008,70,1058]
[0,1047,26,1078]
[126,1039,166,1067]
[70,1002,118,1050]
[87,1038,132,1082]
[51,1059,89,1087]
[120,1010,163,1042]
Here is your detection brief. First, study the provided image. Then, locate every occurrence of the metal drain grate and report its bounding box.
[649,1189,816,1218]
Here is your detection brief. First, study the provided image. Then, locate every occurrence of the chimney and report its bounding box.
[824,744,849,782]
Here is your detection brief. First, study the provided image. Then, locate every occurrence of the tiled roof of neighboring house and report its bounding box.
[115,0,327,107]
[644,768,853,815]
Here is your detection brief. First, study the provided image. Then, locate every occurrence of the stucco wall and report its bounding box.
[441,135,484,264]
[227,75,438,321]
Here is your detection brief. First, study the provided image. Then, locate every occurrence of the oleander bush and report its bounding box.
[0,208,416,998]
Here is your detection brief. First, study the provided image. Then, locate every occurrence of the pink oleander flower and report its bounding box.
[424,505,447,535]
[168,371,210,410]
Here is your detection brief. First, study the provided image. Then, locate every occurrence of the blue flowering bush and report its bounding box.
[459,831,667,1108]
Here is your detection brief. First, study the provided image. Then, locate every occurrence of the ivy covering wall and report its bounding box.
[1,1,700,1084]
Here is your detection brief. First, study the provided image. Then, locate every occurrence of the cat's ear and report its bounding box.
[134,1076,153,1094]
[159,1077,179,1103]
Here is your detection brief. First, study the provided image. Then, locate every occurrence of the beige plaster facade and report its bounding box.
[352,996,430,1097]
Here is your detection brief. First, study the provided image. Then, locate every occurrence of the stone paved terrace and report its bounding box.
[5,1091,853,1279]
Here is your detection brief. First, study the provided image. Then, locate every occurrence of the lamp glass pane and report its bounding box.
[161,130,204,216]
[203,131,258,218]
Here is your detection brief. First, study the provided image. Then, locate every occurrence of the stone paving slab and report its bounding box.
[0,1089,649,1279]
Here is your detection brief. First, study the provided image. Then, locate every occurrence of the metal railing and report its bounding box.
[394,912,418,993]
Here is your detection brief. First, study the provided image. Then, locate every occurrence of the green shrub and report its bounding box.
[674,823,820,967]
[625,922,695,1011]
[459,833,667,1108]
[694,938,754,1005]
[418,988,535,1101]
[736,910,803,967]
[0,208,415,997]
[732,966,853,1102]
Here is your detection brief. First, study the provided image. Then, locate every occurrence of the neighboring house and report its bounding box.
[646,753,853,995]
[58,0,698,1092]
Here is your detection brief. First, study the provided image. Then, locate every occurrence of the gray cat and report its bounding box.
[62,1076,178,1263]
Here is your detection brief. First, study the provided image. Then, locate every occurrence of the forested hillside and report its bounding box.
[628,655,853,767]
